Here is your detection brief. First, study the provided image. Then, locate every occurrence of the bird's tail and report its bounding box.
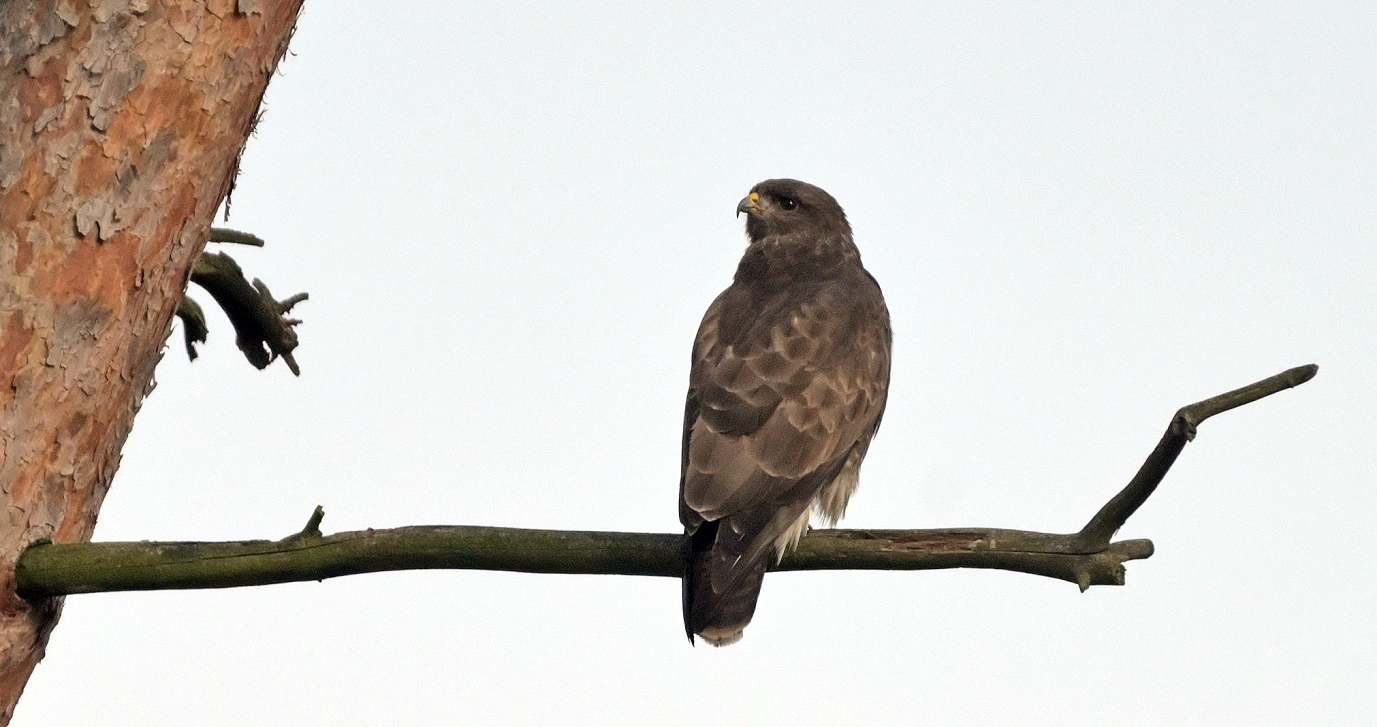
[683,519,768,647]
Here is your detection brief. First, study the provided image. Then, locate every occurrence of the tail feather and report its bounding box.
[681,451,860,646]
[683,519,769,646]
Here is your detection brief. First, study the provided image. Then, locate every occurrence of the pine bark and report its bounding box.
[0,0,303,721]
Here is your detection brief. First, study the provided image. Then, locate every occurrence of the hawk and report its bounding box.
[680,179,892,646]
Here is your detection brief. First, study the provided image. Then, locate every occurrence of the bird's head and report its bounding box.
[737,179,851,243]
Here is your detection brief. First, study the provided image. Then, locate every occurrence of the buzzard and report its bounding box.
[680,179,892,646]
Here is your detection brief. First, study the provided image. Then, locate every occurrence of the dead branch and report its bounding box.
[188,251,307,375]
[13,365,1316,599]
[178,229,307,370]
[174,297,209,361]
[1070,363,1317,550]
[207,227,266,246]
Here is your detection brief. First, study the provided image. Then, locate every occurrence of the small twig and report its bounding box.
[300,506,325,538]
[250,278,303,375]
[208,227,266,246]
[278,506,326,547]
[174,297,208,361]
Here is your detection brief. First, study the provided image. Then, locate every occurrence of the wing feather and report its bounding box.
[682,270,889,522]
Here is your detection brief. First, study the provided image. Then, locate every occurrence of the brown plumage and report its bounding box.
[680,179,891,646]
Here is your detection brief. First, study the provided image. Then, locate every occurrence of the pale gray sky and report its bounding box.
[18,2,1376,724]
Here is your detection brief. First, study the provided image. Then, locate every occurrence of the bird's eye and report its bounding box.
[778,197,798,211]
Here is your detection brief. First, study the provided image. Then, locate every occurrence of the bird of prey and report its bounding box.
[680,179,892,646]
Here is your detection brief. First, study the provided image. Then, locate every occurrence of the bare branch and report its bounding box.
[178,229,308,369]
[12,365,1315,599]
[1178,364,1319,426]
[174,297,208,361]
[207,227,266,246]
[188,251,307,375]
[1072,364,1318,549]
[13,521,1152,598]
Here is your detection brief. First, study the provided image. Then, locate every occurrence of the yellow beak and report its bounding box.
[736,192,761,217]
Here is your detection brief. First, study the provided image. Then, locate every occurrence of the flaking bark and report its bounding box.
[0,1,304,721]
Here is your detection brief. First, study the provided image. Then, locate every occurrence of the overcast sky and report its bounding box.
[16,2,1377,724]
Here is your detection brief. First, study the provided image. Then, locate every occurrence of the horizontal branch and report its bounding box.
[14,519,1153,598]
[12,364,1316,599]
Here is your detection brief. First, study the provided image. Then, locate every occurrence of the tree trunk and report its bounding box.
[0,0,304,721]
